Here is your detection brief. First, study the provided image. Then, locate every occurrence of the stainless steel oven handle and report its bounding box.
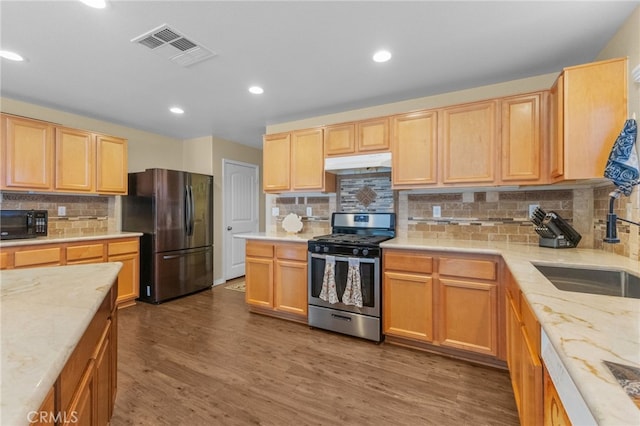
[331,314,352,322]
[310,253,376,263]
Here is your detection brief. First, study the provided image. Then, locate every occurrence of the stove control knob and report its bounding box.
[362,249,369,256]
[315,245,321,253]
[323,246,329,253]
[352,248,359,256]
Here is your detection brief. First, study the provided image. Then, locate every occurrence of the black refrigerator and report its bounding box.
[121,168,214,303]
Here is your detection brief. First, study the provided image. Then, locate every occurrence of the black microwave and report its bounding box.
[0,210,48,240]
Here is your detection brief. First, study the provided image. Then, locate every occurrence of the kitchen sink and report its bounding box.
[533,264,640,299]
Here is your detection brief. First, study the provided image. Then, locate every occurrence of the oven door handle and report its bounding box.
[310,253,376,263]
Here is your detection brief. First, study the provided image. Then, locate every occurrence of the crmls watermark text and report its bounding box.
[27,411,79,424]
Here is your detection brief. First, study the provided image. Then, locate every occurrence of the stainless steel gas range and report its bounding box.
[307,212,395,342]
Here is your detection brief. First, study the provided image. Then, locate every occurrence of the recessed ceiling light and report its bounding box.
[79,0,107,8]
[248,86,264,95]
[0,50,24,61]
[169,107,184,114]
[373,50,392,63]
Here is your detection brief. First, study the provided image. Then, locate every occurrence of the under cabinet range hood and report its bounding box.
[324,152,392,173]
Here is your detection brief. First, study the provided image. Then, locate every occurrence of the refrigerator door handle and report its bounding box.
[184,185,192,236]
[188,185,195,236]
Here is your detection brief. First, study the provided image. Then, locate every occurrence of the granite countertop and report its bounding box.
[382,237,640,426]
[0,231,142,248]
[0,263,122,426]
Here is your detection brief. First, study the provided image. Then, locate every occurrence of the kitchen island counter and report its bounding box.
[0,262,122,426]
[382,237,640,426]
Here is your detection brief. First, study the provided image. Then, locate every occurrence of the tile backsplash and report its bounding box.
[337,172,395,212]
[0,192,114,237]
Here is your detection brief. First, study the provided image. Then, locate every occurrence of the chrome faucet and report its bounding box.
[604,190,640,243]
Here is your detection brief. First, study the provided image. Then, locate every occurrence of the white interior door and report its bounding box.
[223,159,259,280]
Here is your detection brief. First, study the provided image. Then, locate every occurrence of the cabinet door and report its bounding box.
[383,271,434,342]
[30,387,55,426]
[263,133,291,192]
[65,360,96,426]
[245,256,274,308]
[562,58,627,180]
[442,101,498,184]
[275,259,308,317]
[1,114,54,190]
[357,117,389,152]
[501,93,543,183]
[325,123,355,156]
[543,367,571,426]
[94,321,112,426]
[438,278,497,355]
[391,110,437,187]
[108,252,139,307]
[291,128,325,190]
[55,127,94,192]
[95,134,127,194]
[0,251,12,270]
[507,295,524,418]
[521,325,543,425]
[549,76,564,180]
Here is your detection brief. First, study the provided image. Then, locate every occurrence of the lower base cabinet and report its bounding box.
[383,249,502,366]
[245,240,308,322]
[0,237,139,307]
[32,283,117,426]
[543,366,572,426]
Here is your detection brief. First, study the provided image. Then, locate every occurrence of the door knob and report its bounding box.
[227,226,232,230]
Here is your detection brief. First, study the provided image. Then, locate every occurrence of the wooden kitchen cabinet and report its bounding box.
[324,117,389,157]
[1,237,139,307]
[506,272,543,426]
[55,127,94,193]
[550,57,627,181]
[383,250,434,342]
[441,100,498,184]
[437,256,499,356]
[1,114,54,191]
[263,132,291,192]
[59,284,117,426]
[95,134,127,194]
[1,113,128,195]
[107,238,140,307]
[245,240,308,322]
[263,129,335,193]
[544,366,572,426]
[500,92,546,184]
[391,110,438,188]
[30,387,55,426]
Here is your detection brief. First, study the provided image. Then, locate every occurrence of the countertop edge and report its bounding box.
[0,231,143,248]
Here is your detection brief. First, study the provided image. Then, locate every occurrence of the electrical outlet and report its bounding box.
[271,207,280,217]
[528,204,540,218]
[306,207,313,217]
[433,205,441,218]
[58,206,66,216]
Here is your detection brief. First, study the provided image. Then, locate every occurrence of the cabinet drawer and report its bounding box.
[439,257,496,281]
[107,239,138,256]
[14,247,61,268]
[276,243,307,261]
[67,243,104,262]
[246,241,274,258]
[0,251,11,270]
[384,250,433,274]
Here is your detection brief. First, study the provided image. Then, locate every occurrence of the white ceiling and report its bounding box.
[1,1,638,149]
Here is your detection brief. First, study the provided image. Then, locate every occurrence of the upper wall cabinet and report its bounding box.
[263,128,335,193]
[1,114,128,194]
[500,92,546,184]
[324,117,389,157]
[391,110,438,187]
[441,100,499,184]
[1,114,54,190]
[550,57,628,181]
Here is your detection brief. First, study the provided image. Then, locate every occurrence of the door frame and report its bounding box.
[221,158,259,282]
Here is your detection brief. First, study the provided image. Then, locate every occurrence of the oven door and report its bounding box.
[308,252,380,317]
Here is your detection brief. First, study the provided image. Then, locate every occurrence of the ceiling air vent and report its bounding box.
[131,24,217,67]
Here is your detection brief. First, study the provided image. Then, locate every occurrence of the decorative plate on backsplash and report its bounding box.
[282,213,303,234]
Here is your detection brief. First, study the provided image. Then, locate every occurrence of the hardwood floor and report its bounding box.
[111,279,519,425]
